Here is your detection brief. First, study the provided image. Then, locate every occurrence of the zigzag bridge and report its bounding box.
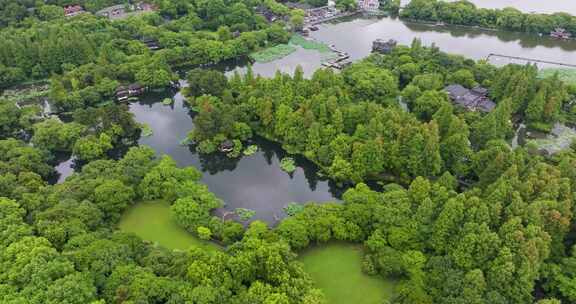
[487,53,576,68]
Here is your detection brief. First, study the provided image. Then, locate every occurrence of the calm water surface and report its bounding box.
[310,17,576,69]
[223,16,576,79]
[402,0,576,15]
[56,15,576,221]
[127,17,576,223]
[130,90,343,224]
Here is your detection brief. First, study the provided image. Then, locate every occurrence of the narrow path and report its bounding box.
[487,53,576,68]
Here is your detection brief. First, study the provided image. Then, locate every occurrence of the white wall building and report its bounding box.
[357,0,380,12]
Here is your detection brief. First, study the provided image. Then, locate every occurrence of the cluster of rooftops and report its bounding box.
[444,84,496,113]
[63,2,157,19]
[372,39,496,113]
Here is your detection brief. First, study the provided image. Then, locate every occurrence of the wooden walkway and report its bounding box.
[487,53,576,68]
[306,11,356,26]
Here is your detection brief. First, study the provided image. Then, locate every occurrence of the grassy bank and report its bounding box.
[119,200,219,251]
[299,242,394,304]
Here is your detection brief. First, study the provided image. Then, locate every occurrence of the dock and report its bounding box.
[487,53,576,68]
[307,11,356,25]
[322,44,351,70]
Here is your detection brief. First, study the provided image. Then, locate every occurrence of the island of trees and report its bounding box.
[2,1,576,304]
[401,0,576,37]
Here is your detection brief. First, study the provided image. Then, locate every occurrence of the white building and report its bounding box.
[357,0,380,12]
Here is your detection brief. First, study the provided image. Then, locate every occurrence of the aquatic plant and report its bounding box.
[539,68,576,85]
[290,34,337,62]
[179,137,192,146]
[290,34,332,53]
[283,202,304,216]
[280,157,296,173]
[140,123,153,137]
[249,34,337,64]
[250,44,297,63]
[235,208,256,221]
[243,144,258,156]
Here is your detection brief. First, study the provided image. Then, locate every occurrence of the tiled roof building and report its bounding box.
[445,84,496,112]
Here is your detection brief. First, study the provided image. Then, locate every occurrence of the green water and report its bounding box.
[120,203,393,302]
[119,200,219,251]
[299,243,394,304]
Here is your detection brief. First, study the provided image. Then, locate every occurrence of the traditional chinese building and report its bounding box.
[64,5,84,17]
[372,39,397,54]
[115,83,146,101]
[550,28,572,39]
[445,84,496,112]
[357,0,380,12]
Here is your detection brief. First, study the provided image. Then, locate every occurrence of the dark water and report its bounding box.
[55,15,576,218]
[401,0,576,15]
[129,90,344,224]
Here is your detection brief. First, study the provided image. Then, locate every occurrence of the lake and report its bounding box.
[130,90,344,224]
[401,0,576,15]
[309,16,576,69]
[225,16,576,78]
[55,15,576,221]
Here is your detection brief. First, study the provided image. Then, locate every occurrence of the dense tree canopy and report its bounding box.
[1,2,576,304]
[401,0,576,36]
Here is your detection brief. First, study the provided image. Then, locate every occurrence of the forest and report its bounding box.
[401,0,576,36]
[2,0,576,304]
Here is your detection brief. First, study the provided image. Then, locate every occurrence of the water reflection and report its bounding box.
[129,90,345,224]
[49,153,76,184]
[425,0,576,15]
[52,14,576,214]
[218,47,328,78]
[310,17,576,69]
[403,22,576,52]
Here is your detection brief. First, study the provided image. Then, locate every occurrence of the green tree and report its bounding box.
[197,226,212,240]
[343,63,399,104]
[73,134,113,162]
[93,179,135,222]
[186,68,229,97]
[32,119,86,153]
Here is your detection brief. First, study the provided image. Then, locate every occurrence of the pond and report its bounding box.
[130,90,344,224]
[522,123,576,155]
[55,15,576,211]
[118,200,219,251]
[52,156,76,184]
[299,242,395,304]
